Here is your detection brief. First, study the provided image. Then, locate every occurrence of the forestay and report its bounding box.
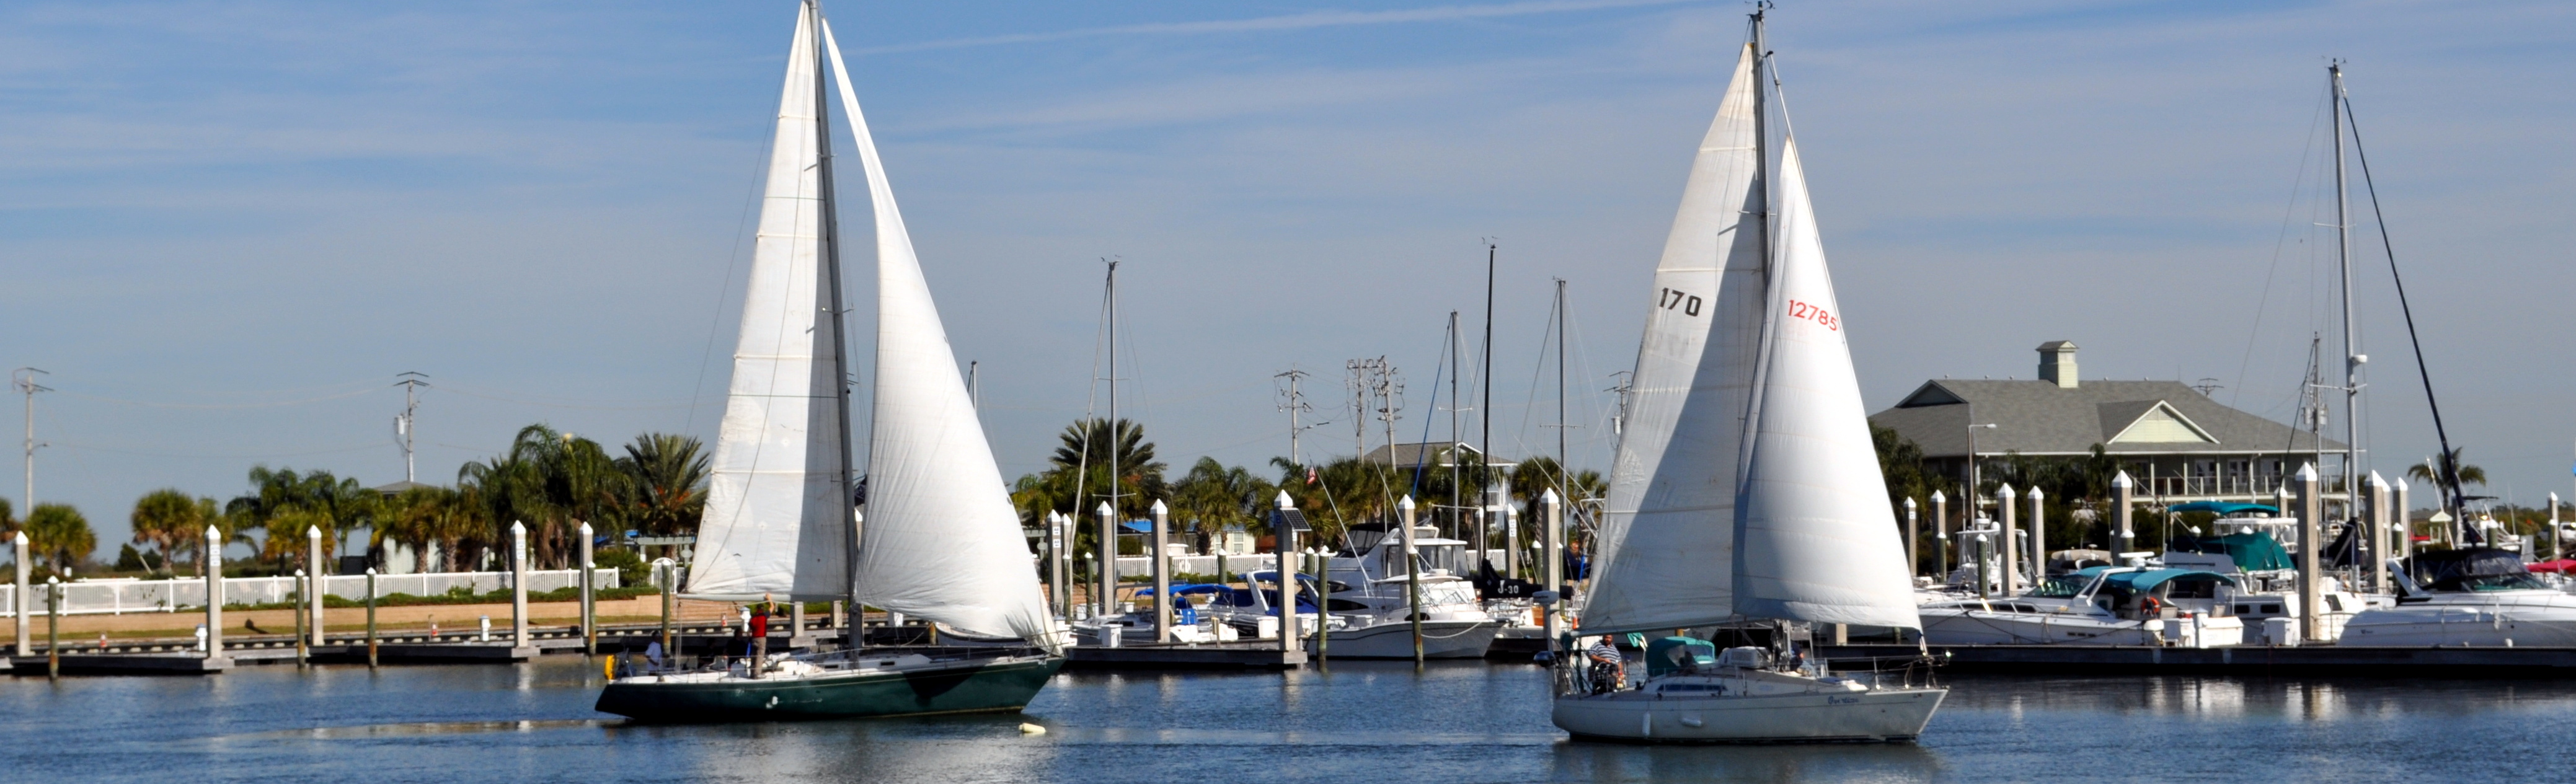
[1582,44,1769,635]
[1727,139,1919,629]
[824,25,1068,653]
[685,4,853,602]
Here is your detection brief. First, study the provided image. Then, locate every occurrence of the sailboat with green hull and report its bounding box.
[595,0,1069,723]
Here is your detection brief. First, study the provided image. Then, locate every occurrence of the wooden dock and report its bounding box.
[1065,641,1307,669]
[1821,643,2576,677]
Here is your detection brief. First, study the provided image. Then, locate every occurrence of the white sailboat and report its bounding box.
[598,0,1066,722]
[1554,11,1944,743]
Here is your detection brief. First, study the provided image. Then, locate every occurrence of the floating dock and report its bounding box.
[1821,643,2576,677]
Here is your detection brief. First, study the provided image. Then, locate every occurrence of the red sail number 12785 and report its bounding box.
[1787,299,1838,331]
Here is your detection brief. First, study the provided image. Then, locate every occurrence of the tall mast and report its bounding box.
[1480,241,1497,568]
[1554,279,1569,497]
[809,2,857,591]
[1750,6,1773,273]
[2330,63,2361,523]
[1102,258,1120,617]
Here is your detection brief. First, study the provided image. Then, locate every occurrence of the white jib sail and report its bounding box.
[686,2,851,602]
[823,23,1068,653]
[1728,138,1920,629]
[1582,43,1768,635]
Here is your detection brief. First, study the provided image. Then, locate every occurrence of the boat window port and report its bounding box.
[2234,604,2252,614]
[2263,604,2282,614]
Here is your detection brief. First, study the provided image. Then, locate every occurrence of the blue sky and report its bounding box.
[4,0,2572,552]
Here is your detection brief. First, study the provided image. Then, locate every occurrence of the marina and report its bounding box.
[4,0,2573,779]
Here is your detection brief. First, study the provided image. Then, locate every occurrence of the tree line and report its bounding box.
[0,424,707,580]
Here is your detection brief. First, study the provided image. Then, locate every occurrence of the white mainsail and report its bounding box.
[1580,43,1769,634]
[685,2,852,602]
[823,25,1067,653]
[1728,138,1919,629]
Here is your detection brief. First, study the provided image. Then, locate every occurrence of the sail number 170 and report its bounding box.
[1658,288,1702,317]
[1787,299,1839,330]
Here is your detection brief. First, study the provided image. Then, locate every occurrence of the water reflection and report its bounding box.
[7,659,2576,783]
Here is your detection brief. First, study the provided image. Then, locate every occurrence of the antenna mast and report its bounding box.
[13,368,48,513]
[395,372,428,484]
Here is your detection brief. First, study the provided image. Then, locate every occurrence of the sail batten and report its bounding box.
[683,2,851,602]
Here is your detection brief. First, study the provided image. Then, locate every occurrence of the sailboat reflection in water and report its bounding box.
[1552,8,1944,743]
[595,0,1068,722]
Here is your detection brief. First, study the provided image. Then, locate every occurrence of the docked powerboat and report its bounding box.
[1316,524,1500,658]
[2340,548,2576,646]
[1919,567,2247,647]
[1199,569,1497,658]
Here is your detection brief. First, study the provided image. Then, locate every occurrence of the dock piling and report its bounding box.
[1998,484,2019,593]
[511,521,529,649]
[45,577,59,679]
[366,568,379,668]
[579,522,595,655]
[293,568,308,668]
[2029,487,2045,579]
[1931,490,1948,578]
[2296,464,2323,643]
[1541,489,1562,654]
[12,533,26,657]
[2113,472,2135,555]
[655,558,673,654]
[1401,495,1422,666]
[1151,500,1171,644]
[205,526,224,666]
[306,525,324,650]
[1311,550,1328,664]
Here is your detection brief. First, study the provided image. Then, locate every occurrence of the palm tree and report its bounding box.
[129,489,201,576]
[1169,457,1274,548]
[2406,449,2489,488]
[25,503,95,575]
[618,433,709,539]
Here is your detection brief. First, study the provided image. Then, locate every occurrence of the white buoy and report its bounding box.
[1018,723,1047,736]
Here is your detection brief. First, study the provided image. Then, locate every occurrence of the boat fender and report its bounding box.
[1019,723,1047,736]
[1679,716,1704,728]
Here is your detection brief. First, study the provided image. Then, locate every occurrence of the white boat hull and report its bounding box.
[2341,591,2576,646]
[1921,608,2244,647]
[1305,620,1498,659]
[1552,687,1945,743]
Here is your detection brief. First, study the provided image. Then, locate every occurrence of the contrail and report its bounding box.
[845,0,1707,55]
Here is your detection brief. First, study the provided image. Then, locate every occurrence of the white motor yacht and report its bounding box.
[2341,548,2576,646]
[1918,567,2247,647]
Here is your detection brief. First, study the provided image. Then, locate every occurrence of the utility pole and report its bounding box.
[394,372,428,485]
[14,368,48,513]
[1274,369,1315,467]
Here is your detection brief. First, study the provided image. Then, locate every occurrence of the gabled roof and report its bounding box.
[1869,379,2339,457]
[1358,441,1513,467]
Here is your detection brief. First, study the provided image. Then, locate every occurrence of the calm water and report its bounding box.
[6,658,2573,783]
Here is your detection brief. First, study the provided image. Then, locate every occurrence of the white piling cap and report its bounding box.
[2296,463,2319,481]
[307,525,322,539]
[1275,490,1295,509]
[1929,489,1945,502]
[2370,471,2388,489]
[2112,471,2132,488]
[1150,499,1168,514]
[205,525,220,540]
[579,521,593,534]
[1998,483,2017,500]
[510,519,526,535]
[1397,495,1415,509]
[1095,501,1114,516]
[2029,486,2044,500]
[1905,497,1917,509]
[11,531,22,544]
[1541,488,1560,504]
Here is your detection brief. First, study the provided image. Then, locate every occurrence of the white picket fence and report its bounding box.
[0,568,619,617]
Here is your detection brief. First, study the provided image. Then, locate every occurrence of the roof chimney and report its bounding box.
[2037,341,2078,389]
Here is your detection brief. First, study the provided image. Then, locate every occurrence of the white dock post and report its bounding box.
[2550,491,2562,562]
[2113,472,2135,556]
[2394,480,2412,560]
[578,522,596,655]
[1095,502,1117,620]
[2369,473,2391,593]
[365,568,379,668]
[2029,486,2046,579]
[1998,484,2019,593]
[1930,490,1948,578]
[13,532,27,656]
[2296,464,2322,644]
[1401,495,1422,664]
[307,525,327,649]
[511,521,529,649]
[1151,500,1171,644]
[205,526,225,665]
[1541,488,1562,653]
[1273,492,1299,655]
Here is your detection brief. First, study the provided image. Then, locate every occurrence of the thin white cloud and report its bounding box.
[844,0,1706,55]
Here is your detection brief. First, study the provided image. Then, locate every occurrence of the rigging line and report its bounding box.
[431,387,706,412]
[1511,284,1559,466]
[684,102,785,436]
[50,386,381,410]
[2342,92,2465,513]
[1409,319,1453,500]
[2232,86,2334,412]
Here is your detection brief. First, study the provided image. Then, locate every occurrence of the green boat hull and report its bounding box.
[595,655,1064,722]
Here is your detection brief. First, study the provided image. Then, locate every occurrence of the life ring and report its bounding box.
[2140,596,2164,615]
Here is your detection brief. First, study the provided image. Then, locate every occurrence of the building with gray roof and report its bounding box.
[1869,341,2342,503]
